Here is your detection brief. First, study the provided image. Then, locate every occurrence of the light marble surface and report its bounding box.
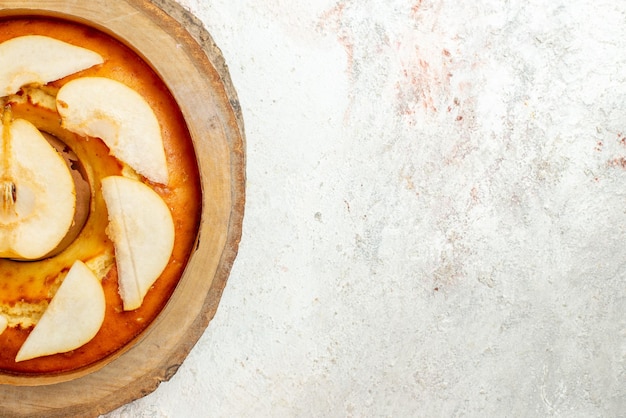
[105,0,625,416]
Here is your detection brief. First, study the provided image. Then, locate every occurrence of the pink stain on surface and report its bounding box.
[605,132,626,170]
[411,0,424,18]
[395,47,455,118]
[318,2,355,81]
[393,2,469,127]
[607,157,626,169]
[319,0,474,140]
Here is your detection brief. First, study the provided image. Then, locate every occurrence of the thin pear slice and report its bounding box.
[0,35,103,96]
[101,176,174,311]
[15,260,105,362]
[57,77,169,185]
[0,118,76,260]
[0,315,7,335]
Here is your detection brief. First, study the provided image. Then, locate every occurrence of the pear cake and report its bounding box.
[0,16,202,375]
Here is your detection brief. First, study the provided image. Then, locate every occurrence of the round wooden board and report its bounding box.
[0,0,245,416]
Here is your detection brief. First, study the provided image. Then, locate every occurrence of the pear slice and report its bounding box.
[0,35,103,96]
[0,118,76,260]
[40,132,91,257]
[0,314,7,335]
[57,77,169,185]
[101,175,174,311]
[15,260,105,362]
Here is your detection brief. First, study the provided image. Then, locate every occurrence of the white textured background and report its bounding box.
[105,0,625,416]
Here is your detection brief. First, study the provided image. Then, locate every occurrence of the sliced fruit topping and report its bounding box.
[101,175,174,311]
[15,260,105,362]
[0,115,77,260]
[0,35,103,96]
[0,314,7,335]
[57,77,169,185]
[40,131,91,257]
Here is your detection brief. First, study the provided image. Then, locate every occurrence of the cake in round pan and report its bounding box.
[0,15,202,375]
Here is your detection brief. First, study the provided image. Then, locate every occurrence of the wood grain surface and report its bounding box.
[0,0,245,416]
